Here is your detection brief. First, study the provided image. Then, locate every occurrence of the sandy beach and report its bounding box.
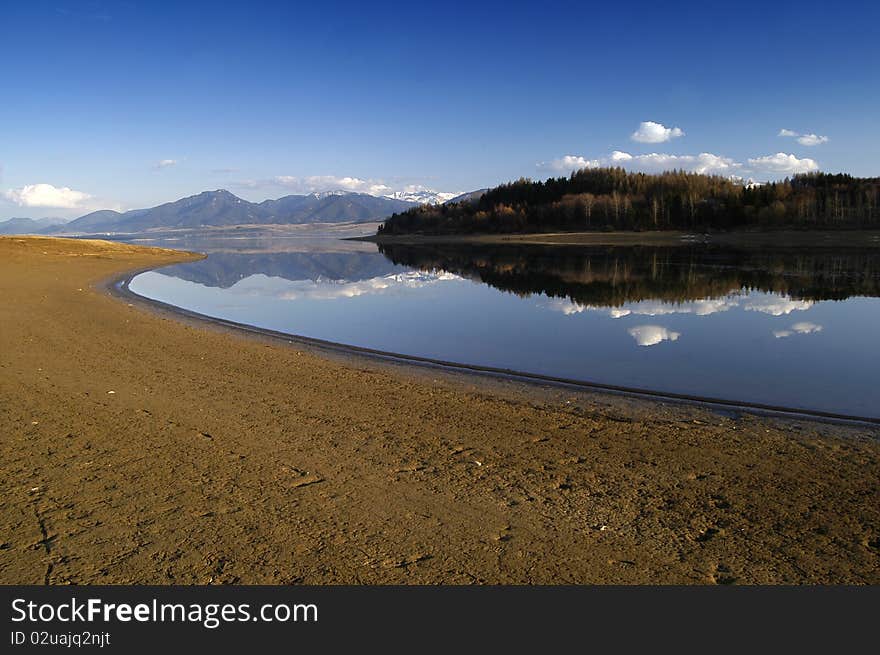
[1,236,878,584]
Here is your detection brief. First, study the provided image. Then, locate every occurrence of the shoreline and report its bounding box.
[113,269,880,427]
[2,236,879,584]
[357,229,880,248]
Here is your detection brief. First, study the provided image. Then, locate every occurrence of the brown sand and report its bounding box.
[1,236,878,584]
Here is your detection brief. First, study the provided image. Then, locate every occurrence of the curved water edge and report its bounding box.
[111,264,880,427]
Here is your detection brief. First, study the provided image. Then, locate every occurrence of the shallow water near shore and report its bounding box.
[127,234,880,419]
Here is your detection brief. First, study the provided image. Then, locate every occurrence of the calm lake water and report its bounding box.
[128,235,880,419]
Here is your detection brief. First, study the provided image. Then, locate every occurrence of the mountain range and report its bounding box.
[42,190,417,234]
[0,187,487,236]
[0,216,68,235]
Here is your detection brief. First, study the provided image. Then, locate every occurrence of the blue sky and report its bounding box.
[1,0,878,219]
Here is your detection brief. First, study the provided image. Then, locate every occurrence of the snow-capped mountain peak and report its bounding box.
[302,187,463,205]
[383,188,462,205]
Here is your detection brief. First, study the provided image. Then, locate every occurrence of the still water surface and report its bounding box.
[128,235,880,419]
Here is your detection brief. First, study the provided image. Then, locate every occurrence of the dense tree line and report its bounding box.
[378,169,880,235]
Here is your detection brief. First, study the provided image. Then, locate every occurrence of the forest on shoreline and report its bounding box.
[378,169,880,235]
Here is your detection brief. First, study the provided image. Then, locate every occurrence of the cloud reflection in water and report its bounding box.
[773,322,824,338]
[628,325,682,347]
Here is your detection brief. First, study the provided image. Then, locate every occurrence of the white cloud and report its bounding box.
[563,151,739,175]
[242,175,396,196]
[269,175,393,196]
[628,325,681,347]
[539,148,817,181]
[630,152,738,175]
[778,128,828,146]
[537,155,600,174]
[155,159,177,169]
[631,121,685,144]
[3,183,92,209]
[796,134,829,147]
[747,152,819,175]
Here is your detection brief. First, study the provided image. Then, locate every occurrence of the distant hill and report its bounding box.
[260,192,414,224]
[50,190,416,234]
[0,216,68,235]
[58,210,124,232]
